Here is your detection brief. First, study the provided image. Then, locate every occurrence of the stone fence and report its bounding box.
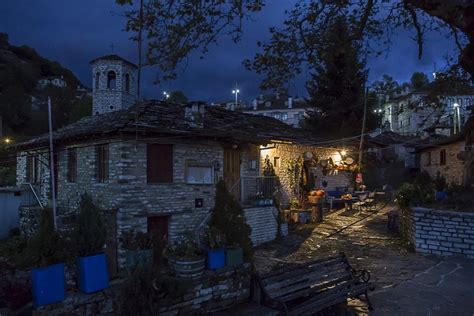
[34,263,251,315]
[409,207,474,259]
[244,206,278,246]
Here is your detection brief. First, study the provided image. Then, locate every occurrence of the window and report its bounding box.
[425,152,431,166]
[96,144,109,183]
[282,113,288,121]
[26,155,39,183]
[125,73,131,93]
[186,163,213,184]
[147,144,173,183]
[440,149,446,166]
[95,72,100,90]
[67,148,77,183]
[107,71,116,89]
[274,157,280,168]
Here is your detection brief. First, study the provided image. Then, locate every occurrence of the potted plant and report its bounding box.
[435,172,447,201]
[74,193,109,293]
[205,227,225,270]
[121,230,153,273]
[163,232,205,278]
[209,181,253,264]
[27,208,65,306]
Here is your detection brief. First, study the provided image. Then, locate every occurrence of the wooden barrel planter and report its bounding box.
[168,256,206,278]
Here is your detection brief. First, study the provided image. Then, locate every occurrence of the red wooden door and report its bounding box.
[147,216,169,264]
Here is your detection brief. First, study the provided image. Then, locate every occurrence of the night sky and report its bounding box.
[1,0,458,102]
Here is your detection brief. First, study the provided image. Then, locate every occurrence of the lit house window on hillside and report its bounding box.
[186,164,213,184]
[107,71,116,89]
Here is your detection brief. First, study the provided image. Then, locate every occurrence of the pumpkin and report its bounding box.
[316,190,325,197]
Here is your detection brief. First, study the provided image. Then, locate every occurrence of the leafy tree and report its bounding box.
[168,90,188,103]
[371,75,401,99]
[209,181,253,262]
[303,17,377,137]
[410,72,430,90]
[75,193,106,257]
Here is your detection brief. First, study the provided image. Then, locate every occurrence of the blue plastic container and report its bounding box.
[31,263,65,306]
[436,191,447,201]
[207,248,225,270]
[77,253,109,294]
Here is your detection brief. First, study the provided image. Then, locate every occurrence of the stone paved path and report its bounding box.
[253,206,474,315]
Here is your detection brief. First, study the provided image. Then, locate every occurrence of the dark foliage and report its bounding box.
[209,181,253,261]
[19,208,64,267]
[75,193,106,257]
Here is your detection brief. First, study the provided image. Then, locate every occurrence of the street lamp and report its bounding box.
[163,91,170,100]
[232,89,240,111]
[3,137,11,144]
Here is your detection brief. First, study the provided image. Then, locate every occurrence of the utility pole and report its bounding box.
[137,0,144,100]
[48,97,57,230]
[358,87,369,173]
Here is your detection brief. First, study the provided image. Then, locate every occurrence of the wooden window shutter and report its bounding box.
[147,144,173,183]
[96,144,109,183]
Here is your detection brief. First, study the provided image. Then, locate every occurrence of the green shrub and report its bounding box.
[395,172,435,209]
[18,208,63,267]
[209,181,253,261]
[75,193,106,257]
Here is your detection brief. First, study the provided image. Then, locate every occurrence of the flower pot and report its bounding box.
[168,255,205,278]
[125,249,153,273]
[31,263,65,306]
[435,191,447,201]
[207,248,225,270]
[225,247,243,266]
[77,253,109,294]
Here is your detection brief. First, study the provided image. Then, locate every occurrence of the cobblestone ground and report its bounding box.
[253,206,441,315]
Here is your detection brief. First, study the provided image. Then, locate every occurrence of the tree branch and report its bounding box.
[404,2,423,59]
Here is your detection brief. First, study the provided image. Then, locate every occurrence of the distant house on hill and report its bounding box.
[37,76,68,89]
[381,85,474,137]
[13,54,352,271]
[243,93,308,128]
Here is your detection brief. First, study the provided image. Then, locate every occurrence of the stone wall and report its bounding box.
[419,141,465,185]
[244,206,278,246]
[34,264,251,315]
[411,207,474,258]
[18,206,43,238]
[261,143,351,207]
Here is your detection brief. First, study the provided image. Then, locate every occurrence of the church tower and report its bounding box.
[90,55,138,115]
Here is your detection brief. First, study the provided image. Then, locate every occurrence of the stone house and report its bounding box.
[417,131,465,185]
[366,130,419,168]
[14,54,350,270]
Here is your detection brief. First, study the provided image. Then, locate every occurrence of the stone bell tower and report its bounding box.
[90,54,138,115]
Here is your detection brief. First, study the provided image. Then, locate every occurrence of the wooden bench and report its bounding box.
[252,253,374,315]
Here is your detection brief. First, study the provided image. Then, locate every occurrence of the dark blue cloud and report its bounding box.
[1,0,457,102]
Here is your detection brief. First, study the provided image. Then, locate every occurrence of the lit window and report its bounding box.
[282,113,288,121]
[186,164,213,184]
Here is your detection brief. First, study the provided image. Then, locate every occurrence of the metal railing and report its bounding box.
[240,176,279,207]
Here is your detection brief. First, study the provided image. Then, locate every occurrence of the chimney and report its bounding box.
[252,99,258,110]
[184,103,205,128]
[288,97,293,109]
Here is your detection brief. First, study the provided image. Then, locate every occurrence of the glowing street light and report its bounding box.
[232,89,240,111]
[163,91,170,99]
[3,137,11,144]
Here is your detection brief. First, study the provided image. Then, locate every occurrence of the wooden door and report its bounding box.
[147,216,169,264]
[224,149,241,199]
[103,210,118,278]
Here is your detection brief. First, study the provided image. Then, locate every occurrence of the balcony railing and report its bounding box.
[239,176,279,207]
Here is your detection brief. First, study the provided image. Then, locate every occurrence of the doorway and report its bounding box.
[147,216,169,264]
[224,148,241,199]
